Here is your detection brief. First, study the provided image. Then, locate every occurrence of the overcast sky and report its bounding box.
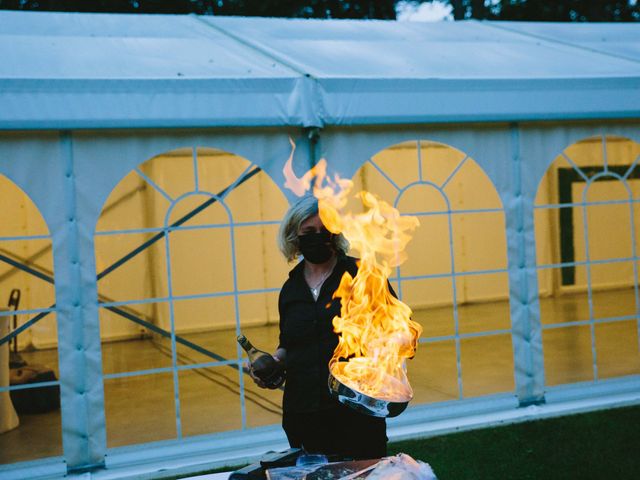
[396,0,453,22]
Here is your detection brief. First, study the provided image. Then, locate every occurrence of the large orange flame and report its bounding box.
[283,152,422,402]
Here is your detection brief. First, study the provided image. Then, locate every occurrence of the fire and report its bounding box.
[284,152,422,402]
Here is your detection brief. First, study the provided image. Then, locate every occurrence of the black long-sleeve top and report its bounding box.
[278,255,359,414]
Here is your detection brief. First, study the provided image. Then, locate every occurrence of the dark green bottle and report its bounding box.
[237,334,285,387]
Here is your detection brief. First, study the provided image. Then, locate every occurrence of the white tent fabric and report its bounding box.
[494,21,640,62]
[0,11,317,128]
[1,11,639,129]
[207,16,640,125]
[0,10,639,480]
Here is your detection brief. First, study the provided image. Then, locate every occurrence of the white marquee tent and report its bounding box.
[0,10,639,479]
[2,12,640,128]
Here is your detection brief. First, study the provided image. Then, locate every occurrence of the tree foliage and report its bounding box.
[0,0,638,21]
[0,0,397,18]
[450,0,640,21]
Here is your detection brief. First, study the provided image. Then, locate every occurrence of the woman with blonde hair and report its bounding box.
[251,194,387,460]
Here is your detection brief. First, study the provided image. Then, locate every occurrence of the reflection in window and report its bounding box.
[0,175,60,463]
[353,140,513,403]
[534,135,640,386]
[95,147,288,447]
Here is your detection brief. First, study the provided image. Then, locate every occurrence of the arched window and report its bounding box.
[95,147,289,447]
[352,140,513,404]
[534,135,640,386]
[0,175,59,462]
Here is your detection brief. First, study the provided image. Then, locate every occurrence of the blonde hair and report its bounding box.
[278,195,349,262]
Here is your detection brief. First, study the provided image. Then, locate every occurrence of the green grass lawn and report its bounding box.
[389,404,640,479]
[172,404,640,479]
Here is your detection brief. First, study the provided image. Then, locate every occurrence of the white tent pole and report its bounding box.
[54,132,107,471]
[506,124,545,406]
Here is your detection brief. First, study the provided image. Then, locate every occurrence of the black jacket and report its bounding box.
[278,255,359,413]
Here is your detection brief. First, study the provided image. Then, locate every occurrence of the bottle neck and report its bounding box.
[237,335,254,352]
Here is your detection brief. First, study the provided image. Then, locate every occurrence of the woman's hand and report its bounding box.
[249,352,285,389]
[249,365,269,389]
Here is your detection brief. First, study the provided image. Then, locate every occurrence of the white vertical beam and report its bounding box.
[506,124,545,405]
[54,131,106,471]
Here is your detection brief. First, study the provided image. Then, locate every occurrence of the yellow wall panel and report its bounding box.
[595,321,640,379]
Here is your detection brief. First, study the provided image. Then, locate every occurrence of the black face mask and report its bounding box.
[298,231,334,264]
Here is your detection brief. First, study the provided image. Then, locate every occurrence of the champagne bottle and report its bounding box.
[237,334,285,387]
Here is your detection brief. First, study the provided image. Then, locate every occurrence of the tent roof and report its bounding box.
[1,10,639,129]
